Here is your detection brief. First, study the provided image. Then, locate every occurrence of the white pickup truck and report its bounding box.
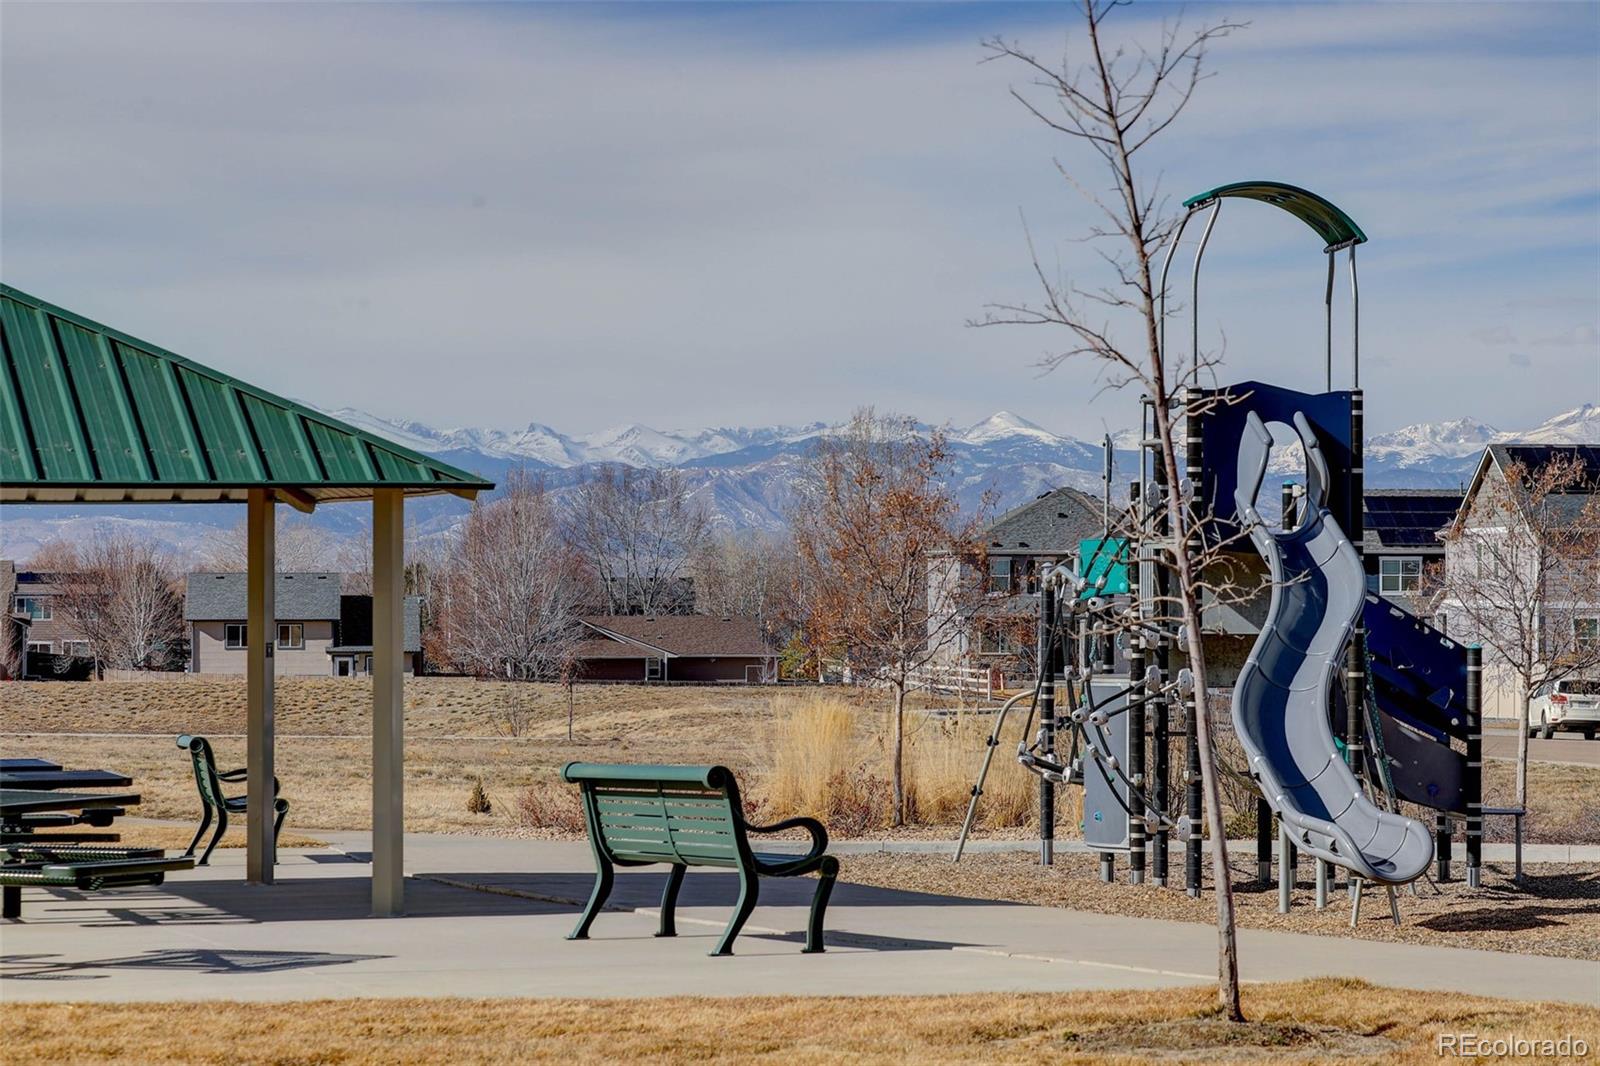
[1530,678,1600,740]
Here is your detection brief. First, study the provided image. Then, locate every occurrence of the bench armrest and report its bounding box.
[220,769,282,795]
[746,816,829,863]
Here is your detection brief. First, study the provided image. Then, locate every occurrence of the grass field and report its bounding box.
[0,678,1040,836]
[1,677,1594,841]
[3,979,1595,1064]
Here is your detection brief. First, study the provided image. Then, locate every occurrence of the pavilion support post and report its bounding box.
[246,489,276,884]
[372,488,406,916]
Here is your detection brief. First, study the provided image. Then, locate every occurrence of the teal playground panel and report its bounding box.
[1077,537,1130,597]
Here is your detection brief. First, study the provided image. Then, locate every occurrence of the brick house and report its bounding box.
[185,572,422,676]
[573,615,775,683]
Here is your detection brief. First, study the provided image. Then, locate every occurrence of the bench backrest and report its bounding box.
[176,734,226,809]
[561,763,751,869]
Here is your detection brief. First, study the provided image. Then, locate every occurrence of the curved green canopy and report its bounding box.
[1182,181,1367,251]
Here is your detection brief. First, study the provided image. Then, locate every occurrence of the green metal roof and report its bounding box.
[0,284,493,509]
[1182,181,1367,251]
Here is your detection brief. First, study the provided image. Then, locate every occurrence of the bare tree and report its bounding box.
[976,1,1247,1019]
[692,531,799,637]
[569,467,708,615]
[200,511,342,572]
[52,535,186,672]
[1438,452,1600,811]
[431,469,586,683]
[791,408,988,826]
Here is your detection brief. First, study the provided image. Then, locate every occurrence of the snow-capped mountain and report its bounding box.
[1367,417,1500,470]
[4,403,1592,558]
[1499,403,1600,447]
[325,407,829,470]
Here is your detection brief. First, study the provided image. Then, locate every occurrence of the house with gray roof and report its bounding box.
[1361,488,1464,614]
[927,486,1106,678]
[1438,444,1600,718]
[185,572,421,676]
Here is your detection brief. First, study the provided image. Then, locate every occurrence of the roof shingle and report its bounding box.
[579,615,772,658]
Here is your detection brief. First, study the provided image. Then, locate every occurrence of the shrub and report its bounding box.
[466,776,492,815]
[516,781,586,834]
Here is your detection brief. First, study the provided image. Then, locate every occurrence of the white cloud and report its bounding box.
[1,2,1594,438]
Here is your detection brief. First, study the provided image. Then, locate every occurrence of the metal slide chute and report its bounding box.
[1230,411,1433,886]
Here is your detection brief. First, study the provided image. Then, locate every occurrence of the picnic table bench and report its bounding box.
[561,763,839,956]
[0,790,194,919]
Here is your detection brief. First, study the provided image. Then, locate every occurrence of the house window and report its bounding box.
[26,641,52,655]
[987,557,1013,595]
[363,655,373,674]
[61,640,90,658]
[645,657,663,681]
[14,596,51,621]
[1379,556,1422,595]
[277,623,304,650]
[1576,618,1600,652]
[225,623,247,649]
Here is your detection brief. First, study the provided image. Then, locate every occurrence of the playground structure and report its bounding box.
[957,181,1490,920]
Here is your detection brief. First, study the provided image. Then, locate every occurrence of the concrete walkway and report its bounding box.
[3,833,1594,1006]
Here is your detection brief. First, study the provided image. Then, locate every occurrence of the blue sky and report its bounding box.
[2,2,1596,440]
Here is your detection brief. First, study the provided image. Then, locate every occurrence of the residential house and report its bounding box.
[185,572,422,676]
[574,614,775,683]
[1439,444,1600,719]
[1361,488,1463,617]
[1,561,95,679]
[928,486,1107,679]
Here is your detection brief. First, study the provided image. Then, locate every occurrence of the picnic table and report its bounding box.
[0,789,141,816]
[0,769,134,790]
[0,758,63,772]
[1,788,191,919]
[2,780,140,845]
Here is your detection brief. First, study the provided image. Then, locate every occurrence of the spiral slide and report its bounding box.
[1230,411,1432,886]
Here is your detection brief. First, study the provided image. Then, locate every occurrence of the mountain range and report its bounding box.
[1,404,1595,562]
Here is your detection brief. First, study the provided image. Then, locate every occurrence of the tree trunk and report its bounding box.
[1154,404,1244,1022]
[891,682,907,827]
[1516,688,1531,811]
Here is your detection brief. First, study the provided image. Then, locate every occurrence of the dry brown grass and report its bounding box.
[754,692,1046,832]
[2,979,1594,1064]
[3,678,1593,843]
[2,680,1058,837]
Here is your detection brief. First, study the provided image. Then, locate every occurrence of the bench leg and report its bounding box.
[711,871,758,957]
[656,864,686,938]
[804,858,839,954]
[2,885,19,920]
[184,808,213,858]
[568,859,614,941]
[199,811,227,867]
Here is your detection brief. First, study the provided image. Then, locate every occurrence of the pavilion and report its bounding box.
[0,283,494,915]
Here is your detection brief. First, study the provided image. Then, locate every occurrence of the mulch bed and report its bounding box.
[838,849,1600,961]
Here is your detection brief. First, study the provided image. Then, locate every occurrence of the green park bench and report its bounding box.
[1,844,194,919]
[561,763,839,956]
[177,735,289,865]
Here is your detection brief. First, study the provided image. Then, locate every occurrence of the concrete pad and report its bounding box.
[2,835,1595,1006]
